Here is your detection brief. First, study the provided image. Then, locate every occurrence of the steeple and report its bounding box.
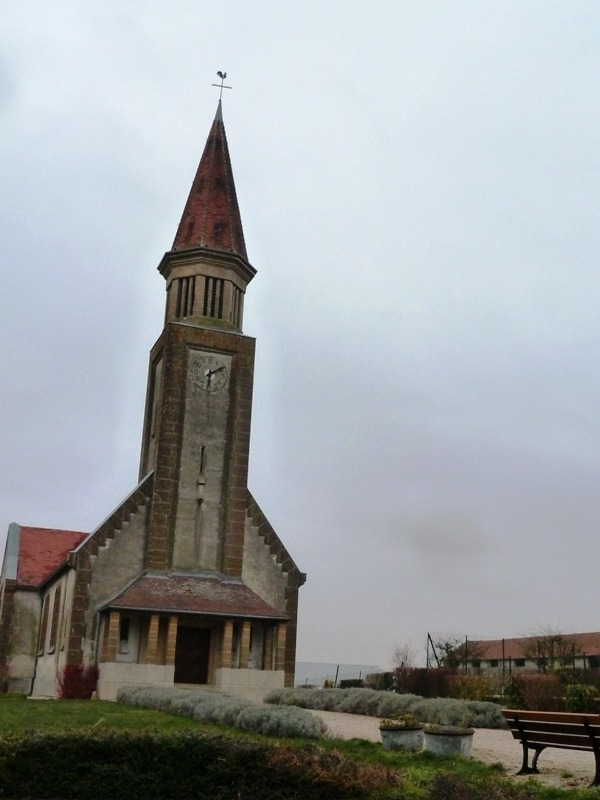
[158,101,255,332]
[172,100,247,259]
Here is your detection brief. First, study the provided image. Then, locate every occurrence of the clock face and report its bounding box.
[191,354,228,393]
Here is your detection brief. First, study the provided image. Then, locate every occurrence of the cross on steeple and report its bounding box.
[212,71,232,100]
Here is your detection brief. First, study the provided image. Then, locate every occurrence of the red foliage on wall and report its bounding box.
[57,664,99,699]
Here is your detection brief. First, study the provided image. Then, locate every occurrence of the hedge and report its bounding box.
[0,731,399,800]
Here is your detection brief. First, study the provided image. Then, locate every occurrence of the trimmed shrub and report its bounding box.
[117,685,325,739]
[236,704,327,738]
[264,687,505,728]
[57,665,98,699]
[0,731,399,799]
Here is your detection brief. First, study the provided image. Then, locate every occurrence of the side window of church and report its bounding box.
[38,596,50,655]
[119,617,131,654]
[48,584,62,653]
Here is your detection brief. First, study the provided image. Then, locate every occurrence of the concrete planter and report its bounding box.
[379,726,424,753]
[423,727,474,757]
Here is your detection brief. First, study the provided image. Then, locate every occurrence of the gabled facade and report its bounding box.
[0,101,305,701]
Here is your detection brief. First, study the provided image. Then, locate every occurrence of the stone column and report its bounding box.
[165,615,178,666]
[240,620,251,669]
[221,619,234,668]
[146,614,160,665]
[263,626,274,671]
[103,611,120,662]
[275,623,287,672]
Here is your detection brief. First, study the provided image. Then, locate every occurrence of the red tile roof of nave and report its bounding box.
[17,527,88,588]
[106,574,288,620]
[171,101,248,259]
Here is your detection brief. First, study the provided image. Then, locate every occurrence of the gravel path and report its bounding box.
[307,709,597,790]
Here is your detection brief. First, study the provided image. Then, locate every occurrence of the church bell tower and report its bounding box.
[139,99,260,578]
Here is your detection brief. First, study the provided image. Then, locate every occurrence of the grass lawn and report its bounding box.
[1,694,599,799]
[0,693,200,735]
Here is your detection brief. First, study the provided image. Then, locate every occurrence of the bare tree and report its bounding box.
[519,626,579,672]
[392,642,415,669]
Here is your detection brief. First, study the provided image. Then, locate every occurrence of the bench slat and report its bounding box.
[502,709,600,726]
[505,721,600,740]
[516,732,597,750]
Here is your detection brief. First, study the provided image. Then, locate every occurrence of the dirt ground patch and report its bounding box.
[308,709,597,790]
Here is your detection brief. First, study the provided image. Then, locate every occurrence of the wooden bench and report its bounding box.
[502,708,600,786]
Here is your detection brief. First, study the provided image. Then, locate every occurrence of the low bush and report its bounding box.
[447,674,495,701]
[502,675,525,708]
[394,666,456,698]
[264,687,505,728]
[117,685,325,739]
[565,683,599,713]
[502,674,563,711]
[0,731,399,799]
[364,671,395,691]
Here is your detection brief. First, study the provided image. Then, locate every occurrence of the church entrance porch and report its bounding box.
[96,607,288,701]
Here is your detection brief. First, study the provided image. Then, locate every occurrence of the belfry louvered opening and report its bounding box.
[175,276,195,318]
[203,277,224,319]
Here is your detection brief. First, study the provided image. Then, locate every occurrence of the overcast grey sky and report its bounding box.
[2,2,599,669]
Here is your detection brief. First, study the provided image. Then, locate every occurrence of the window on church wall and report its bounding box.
[119,616,130,654]
[175,276,195,318]
[203,277,224,319]
[38,596,50,655]
[48,584,62,653]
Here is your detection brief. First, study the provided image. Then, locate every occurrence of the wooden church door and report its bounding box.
[174,627,211,684]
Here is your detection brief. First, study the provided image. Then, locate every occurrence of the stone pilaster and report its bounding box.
[146,614,160,665]
[221,619,234,668]
[240,620,251,669]
[276,623,287,673]
[165,615,178,666]
[103,611,120,662]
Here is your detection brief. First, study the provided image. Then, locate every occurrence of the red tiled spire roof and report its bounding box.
[172,101,247,259]
[17,527,87,588]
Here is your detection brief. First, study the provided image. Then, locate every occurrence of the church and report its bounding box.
[0,99,305,701]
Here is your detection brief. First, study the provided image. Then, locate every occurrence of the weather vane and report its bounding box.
[212,71,232,100]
